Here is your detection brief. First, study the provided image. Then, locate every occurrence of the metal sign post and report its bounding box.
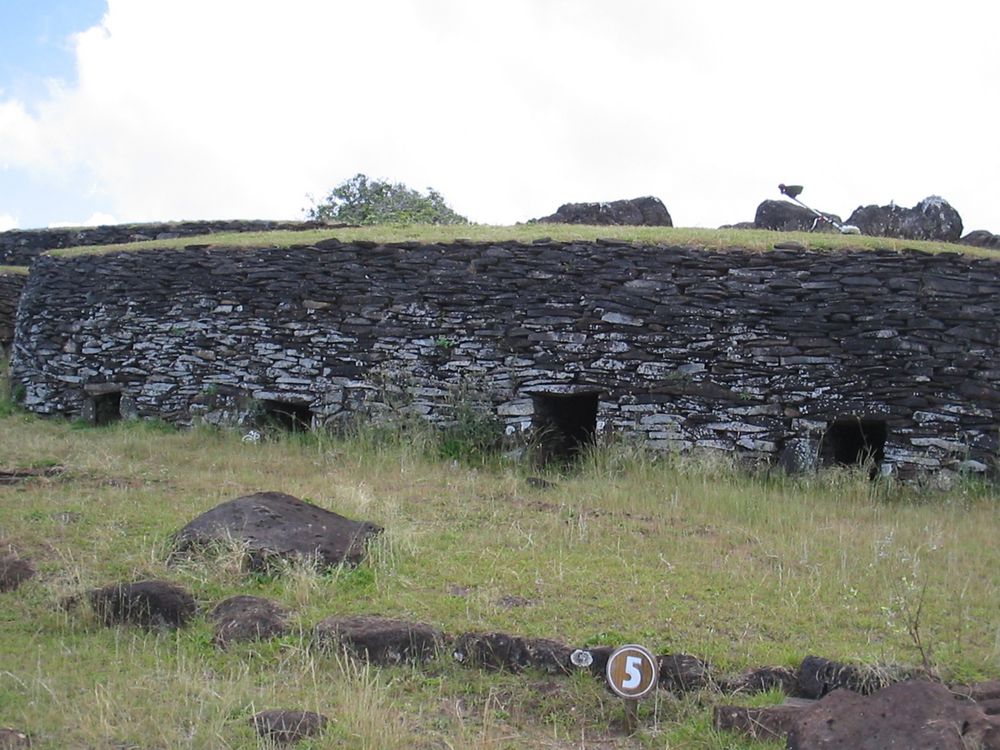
[605,644,659,734]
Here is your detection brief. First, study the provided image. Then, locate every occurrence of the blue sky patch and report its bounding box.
[0,0,107,104]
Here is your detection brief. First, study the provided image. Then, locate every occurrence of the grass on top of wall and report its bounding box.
[0,264,30,275]
[47,223,1000,259]
[1,405,999,749]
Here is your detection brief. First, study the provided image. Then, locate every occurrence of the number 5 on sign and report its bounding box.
[606,644,658,699]
[622,655,644,688]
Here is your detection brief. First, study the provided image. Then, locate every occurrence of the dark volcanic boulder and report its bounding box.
[172,492,382,571]
[961,229,1000,249]
[754,200,842,232]
[314,614,443,665]
[658,653,714,692]
[787,680,1000,749]
[251,710,328,744]
[451,632,575,674]
[208,595,289,648]
[535,196,672,226]
[796,654,899,698]
[847,195,963,241]
[0,554,35,593]
[89,580,196,630]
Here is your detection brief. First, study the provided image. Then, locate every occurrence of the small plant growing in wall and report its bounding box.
[438,378,504,464]
[433,336,455,350]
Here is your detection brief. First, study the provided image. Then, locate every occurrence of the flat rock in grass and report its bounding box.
[0,727,31,749]
[208,595,289,648]
[0,555,35,593]
[172,491,382,571]
[658,653,713,693]
[314,615,442,665]
[88,580,196,630]
[787,680,1000,749]
[452,632,575,675]
[720,665,799,695]
[251,710,328,745]
[713,702,809,742]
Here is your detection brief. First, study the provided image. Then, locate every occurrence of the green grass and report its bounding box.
[47,223,1000,259]
[0,265,29,275]
[1,415,998,748]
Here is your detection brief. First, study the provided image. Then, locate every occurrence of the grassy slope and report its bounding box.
[0,265,30,275]
[1,413,998,749]
[48,223,1000,258]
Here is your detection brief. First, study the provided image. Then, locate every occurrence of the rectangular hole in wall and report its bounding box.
[820,417,887,474]
[530,391,600,464]
[259,400,314,432]
[90,391,123,426]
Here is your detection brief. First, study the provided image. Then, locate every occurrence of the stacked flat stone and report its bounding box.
[10,239,1000,477]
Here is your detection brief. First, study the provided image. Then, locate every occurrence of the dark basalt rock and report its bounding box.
[658,653,713,692]
[314,615,443,665]
[451,632,575,674]
[796,654,902,698]
[847,195,963,241]
[534,196,672,226]
[787,680,1000,749]
[754,200,842,232]
[961,229,1000,249]
[0,555,35,593]
[251,710,328,745]
[172,491,382,571]
[208,595,289,648]
[88,580,196,630]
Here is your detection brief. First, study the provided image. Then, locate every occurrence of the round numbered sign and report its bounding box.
[606,644,659,699]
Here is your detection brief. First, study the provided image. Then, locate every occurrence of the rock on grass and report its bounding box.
[314,615,442,665]
[88,580,196,630]
[172,491,382,571]
[0,555,35,593]
[208,595,289,648]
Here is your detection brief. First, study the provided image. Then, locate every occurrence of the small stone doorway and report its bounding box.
[820,417,887,472]
[259,400,313,432]
[83,386,123,426]
[530,391,600,464]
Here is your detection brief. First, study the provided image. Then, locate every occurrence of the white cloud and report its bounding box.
[1,0,999,230]
[0,213,18,231]
[48,211,117,228]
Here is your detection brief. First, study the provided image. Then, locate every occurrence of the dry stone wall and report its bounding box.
[11,239,1000,477]
[0,220,327,266]
[0,271,28,353]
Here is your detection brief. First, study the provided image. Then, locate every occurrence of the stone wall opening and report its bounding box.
[85,389,123,426]
[259,400,313,432]
[531,392,599,463]
[820,417,887,471]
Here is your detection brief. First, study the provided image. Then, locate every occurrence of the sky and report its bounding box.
[1,1,999,233]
